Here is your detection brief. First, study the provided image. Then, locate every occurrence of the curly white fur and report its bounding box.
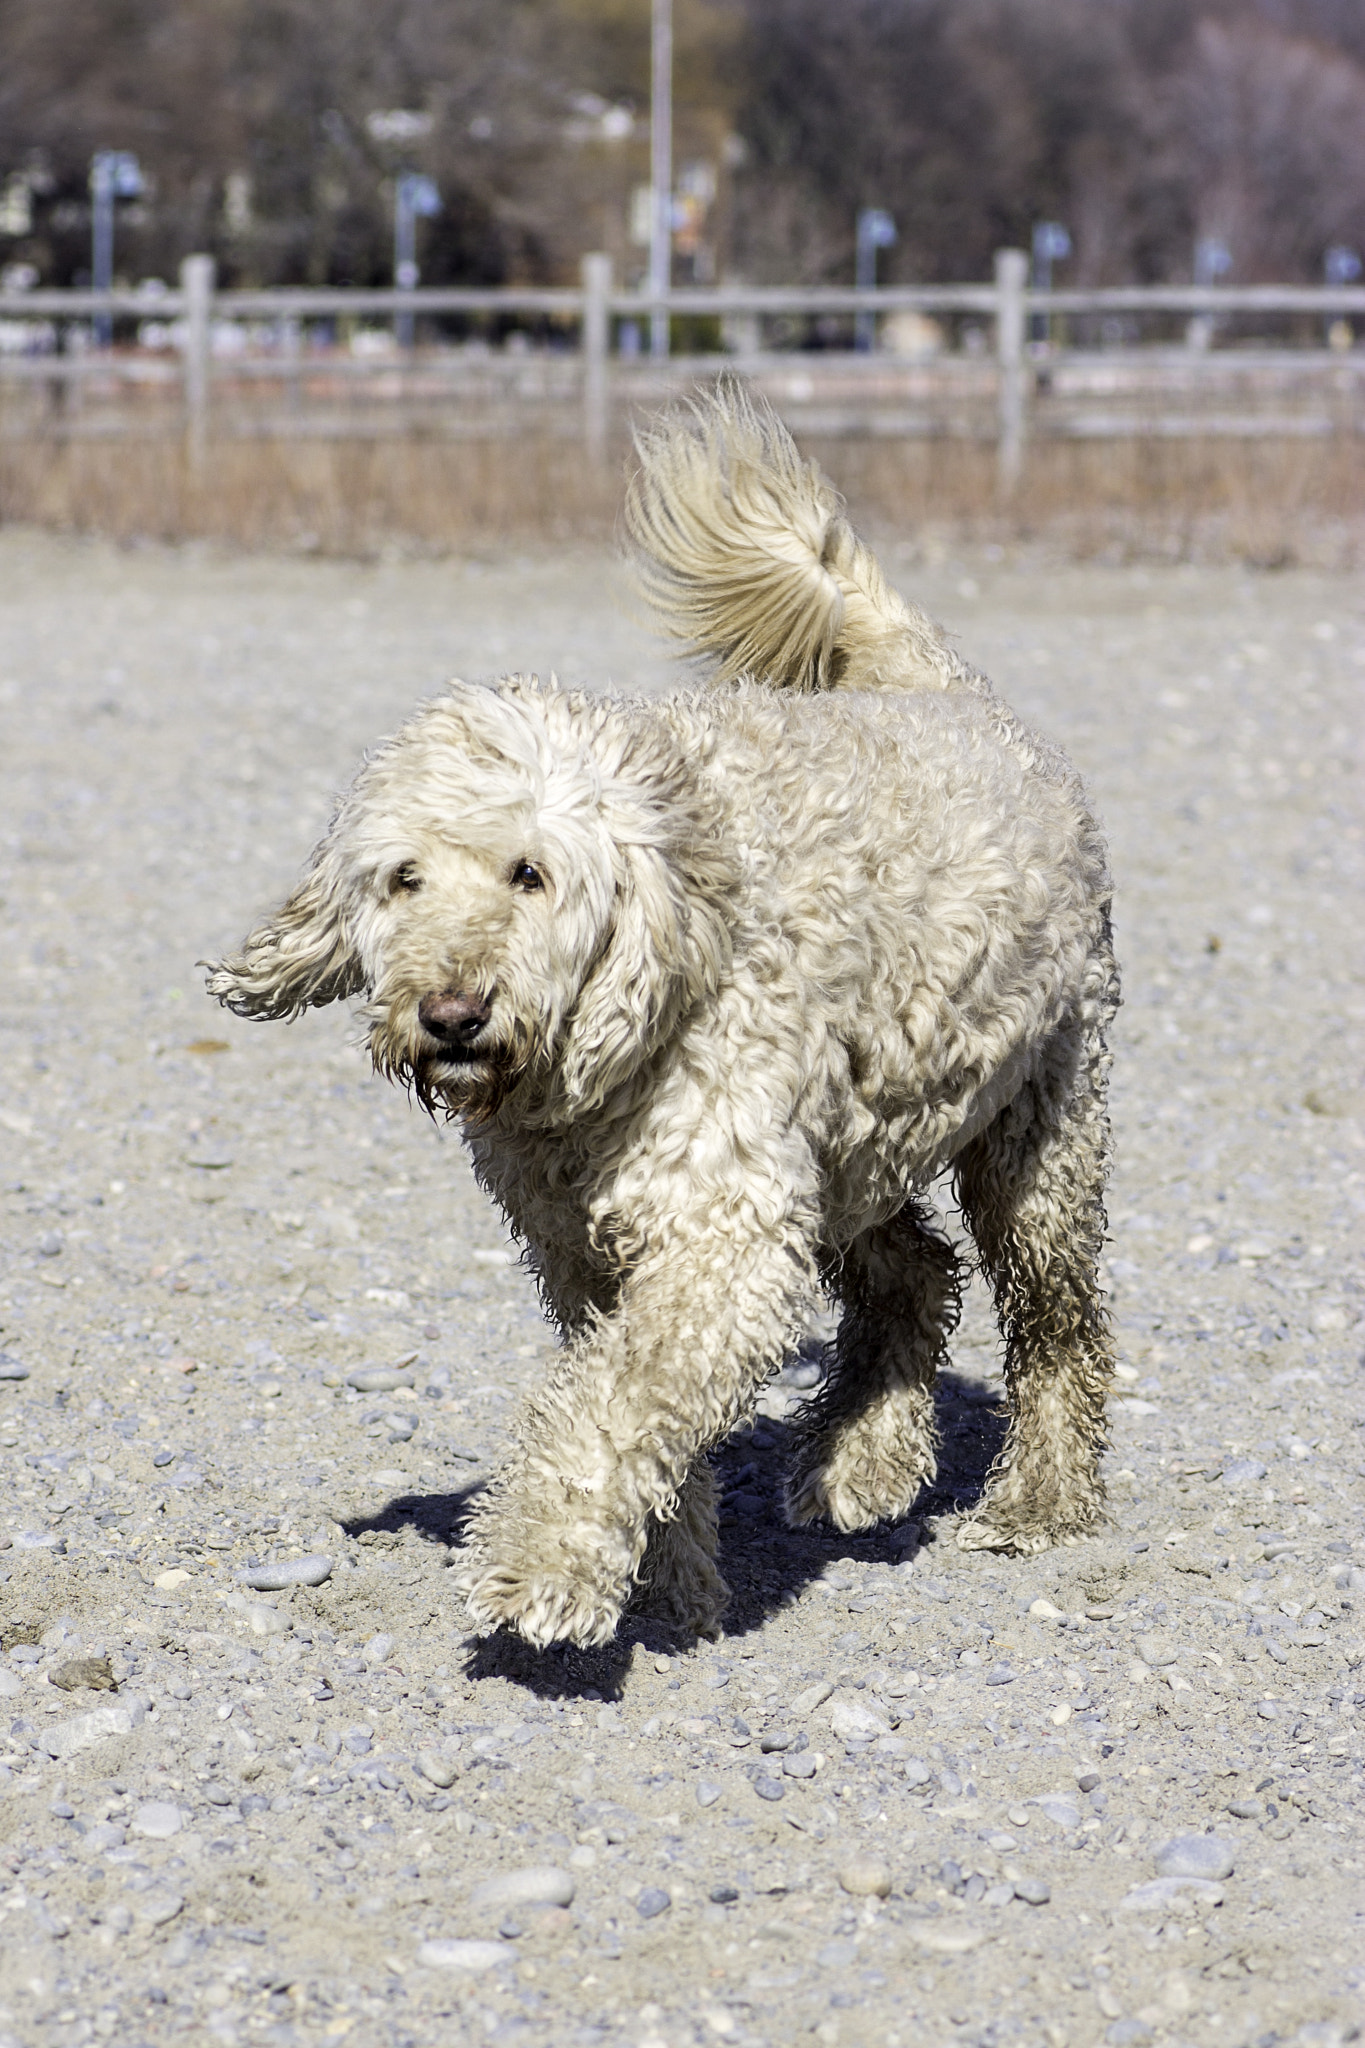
[208,384,1120,1650]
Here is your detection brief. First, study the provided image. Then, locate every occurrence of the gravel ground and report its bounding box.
[1,528,1363,2048]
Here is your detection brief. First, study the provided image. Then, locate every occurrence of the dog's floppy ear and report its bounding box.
[204,860,364,1021]
[556,740,735,1116]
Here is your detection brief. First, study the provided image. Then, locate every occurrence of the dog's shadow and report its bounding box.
[337,1367,1008,1701]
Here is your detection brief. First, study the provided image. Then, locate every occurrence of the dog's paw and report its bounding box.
[955,1510,1097,1555]
[783,1466,884,1533]
[459,1560,624,1649]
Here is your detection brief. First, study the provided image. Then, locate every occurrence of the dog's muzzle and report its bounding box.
[418,987,495,1062]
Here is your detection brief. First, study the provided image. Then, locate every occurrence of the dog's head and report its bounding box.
[205,680,734,1121]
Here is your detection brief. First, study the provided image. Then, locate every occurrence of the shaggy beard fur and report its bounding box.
[207,382,1120,1651]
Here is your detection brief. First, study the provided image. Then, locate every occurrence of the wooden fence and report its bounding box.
[1,250,1364,491]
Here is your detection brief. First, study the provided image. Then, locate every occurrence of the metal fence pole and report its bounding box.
[994,247,1028,496]
[180,254,214,472]
[581,252,612,466]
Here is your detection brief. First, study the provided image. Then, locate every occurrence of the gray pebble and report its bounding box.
[346,1367,416,1393]
[469,1867,575,1913]
[790,1680,834,1716]
[1256,1701,1279,1720]
[783,1752,818,1778]
[1135,1635,1178,1667]
[636,1886,671,1919]
[38,1231,63,1257]
[1155,1835,1235,1881]
[701,1667,730,1690]
[752,1775,785,1801]
[202,1783,235,1807]
[695,1781,722,1808]
[903,1758,932,1786]
[239,1554,332,1591]
[363,1633,395,1667]
[131,1800,182,1840]
[1220,1459,1268,1485]
[0,1356,29,1380]
[416,1750,459,1789]
[1013,1876,1051,1905]
[984,1664,1016,1686]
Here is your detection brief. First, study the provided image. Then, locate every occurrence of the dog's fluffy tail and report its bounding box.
[625,379,966,693]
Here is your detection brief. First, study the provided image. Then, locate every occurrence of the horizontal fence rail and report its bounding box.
[1,251,1363,487]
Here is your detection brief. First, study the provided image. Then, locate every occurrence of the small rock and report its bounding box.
[469,1867,575,1914]
[903,1758,932,1786]
[1029,1598,1065,1620]
[984,1664,1016,1686]
[783,1752,818,1779]
[830,1699,892,1743]
[1155,1835,1235,1881]
[132,1801,183,1840]
[1256,1701,1279,1720]
[219,1591,291,1636]
[838,1856,892,1898]
[983,1883,1016,1909]
[635,1886,671,1919]
[133,1889,184,1928]
[418,1938,511,1972]
[790,1680,834,1716]
[40,1702,147,1759]
[416,1751,459,1789]
[752,1776,785,1802]
[1034,1796,1081,1829]
[1013,1876,1051,1905]
[202,1782,235,1807]
[346,1368,416,1393]
[38,1231,63,1257]
[701,1666,730,1690]
[695,1782,722,1808]
[154,1570,192,1589]
[239,1555,332,1591]
[1220,1459,1268,1486]
[50,1656,116,1693]
[1134,1635,1178,1667]
[363,1633,395,1667]
[1106,2023,1153,2048]
[0,1670,20,1698]
[0,1354,30,1380]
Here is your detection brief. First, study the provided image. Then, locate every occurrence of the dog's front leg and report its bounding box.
[458,1215,816,1649]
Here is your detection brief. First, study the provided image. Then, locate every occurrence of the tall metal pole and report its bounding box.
[650,0,672,360]
[395,181,417,350]
[91,156,114,349]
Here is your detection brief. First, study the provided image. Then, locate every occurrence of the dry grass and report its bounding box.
[2,426,1363,566]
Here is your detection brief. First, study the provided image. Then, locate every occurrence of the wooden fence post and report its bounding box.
[581,252,612,466]
[994,248,1028,496]
[180,253,214,473]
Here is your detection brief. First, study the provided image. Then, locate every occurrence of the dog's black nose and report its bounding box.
[418,989,493,1044]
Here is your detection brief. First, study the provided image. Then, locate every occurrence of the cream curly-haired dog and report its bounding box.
[208,387,1120,1649]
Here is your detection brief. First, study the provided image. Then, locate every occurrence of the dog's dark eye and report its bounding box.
[512,861,543,892]
[392,862,422,895]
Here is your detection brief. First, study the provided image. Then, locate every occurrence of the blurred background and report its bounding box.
[0,0,1362,557]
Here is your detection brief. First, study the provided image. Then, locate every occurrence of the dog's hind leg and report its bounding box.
[952,969,1119,1553]
[784,1203,960,1532]
[632,1458,728,1639]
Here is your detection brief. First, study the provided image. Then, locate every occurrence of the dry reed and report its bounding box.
[1,427,1362,566]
